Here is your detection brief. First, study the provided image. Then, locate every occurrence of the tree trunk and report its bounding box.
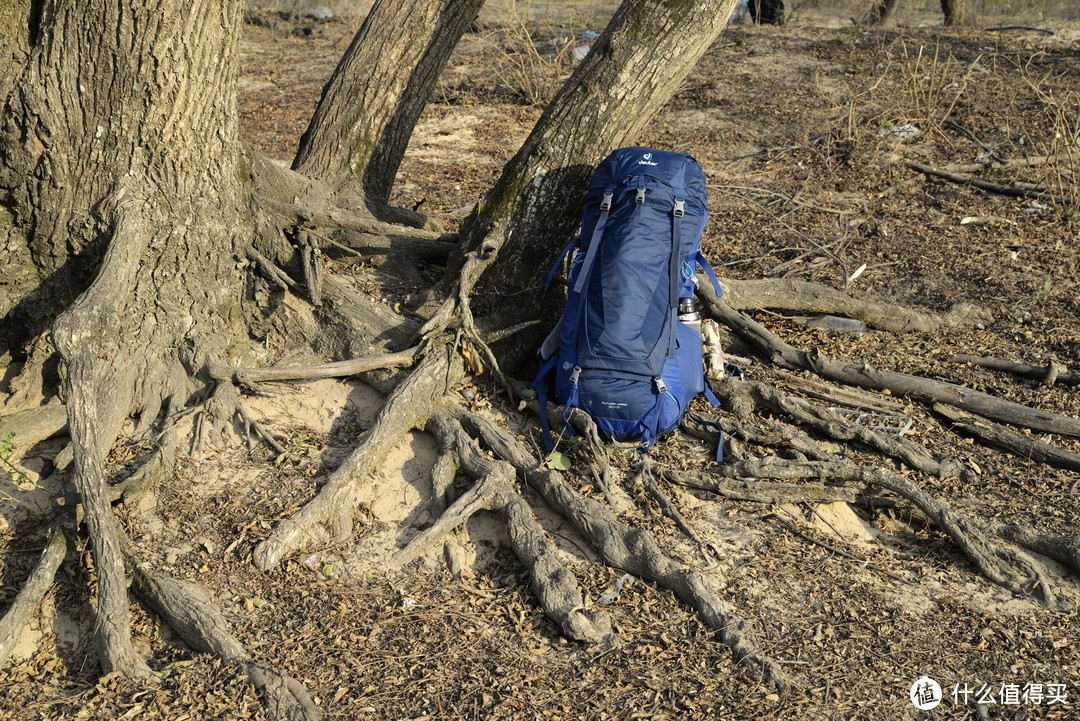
[941,0,978,26]
[2,0,251,676]
[293,0,483,220]
[859,0,900,25]
[450,0,738,323]
[2,1,249,384]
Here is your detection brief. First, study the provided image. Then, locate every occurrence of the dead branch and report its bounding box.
[954,354,1078,387]
[458,411,790,695]
[245,244,300,291]
[0,530,67,670]
[934,404,1080,472]
[234,403,288,457]
[714,278,987,333]
[703,292,1080,438]
[905,160,1070,204]
[208,347,419,385]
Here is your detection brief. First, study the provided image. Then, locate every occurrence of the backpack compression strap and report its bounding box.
[667,199,685,358]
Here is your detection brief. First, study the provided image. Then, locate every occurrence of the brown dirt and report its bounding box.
[2,8,1079,721]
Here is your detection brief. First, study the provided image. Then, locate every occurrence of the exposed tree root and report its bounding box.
[718,278,990,333]
[253,346,459,570]
[934,404,1080,473]
[53,354,152,679]
[715,378,965,479]
[954,354,1078,387]
[709,457,1056,606]
[456,411,791,695]
[996,525,1080,576]
[395,414,613,644]
[775,374,907,414]
[682,411,832,464]
[759,512,908,583]
[0,529,67,670]
[637,461,723,561]
[704,291,1080,438]
[131,564,321,721]
[660,464,857,505]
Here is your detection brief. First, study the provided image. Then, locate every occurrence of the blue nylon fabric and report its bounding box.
[531,146,722,454]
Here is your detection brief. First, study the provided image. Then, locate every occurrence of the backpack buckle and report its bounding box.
[600,192,613,211]
[673,200,685,217]
[635,187,646,204]
[654,377,667,394]
[569,366,582,385]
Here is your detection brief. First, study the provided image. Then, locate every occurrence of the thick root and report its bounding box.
[718,277,990,333]
[997,525,1080,575]
[396,414,614,645]
[254,347,459,570]
[458,411,790,695]
[131,564,321,720]
[0,529,67,670]
[661,463,857,504]
[721,457,1057,606]
[55,357,151,679]
[715,378,965,479]
[704,292,1080,438]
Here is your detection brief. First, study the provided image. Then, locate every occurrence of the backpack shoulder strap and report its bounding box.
[544,236,579,289]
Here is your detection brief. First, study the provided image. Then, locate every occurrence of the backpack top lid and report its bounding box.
[589,147,707,202]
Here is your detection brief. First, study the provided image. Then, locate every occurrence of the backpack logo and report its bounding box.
[638,152,658,166]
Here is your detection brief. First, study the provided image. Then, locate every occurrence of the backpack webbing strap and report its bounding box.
[667,200,685,357]
[533,354,559,452]
[688,412,726,465]
[544,237,579,289]
[571,191,613,295]
[695,251,724,297]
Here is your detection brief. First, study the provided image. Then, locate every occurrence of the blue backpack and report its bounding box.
[533,147,723,451]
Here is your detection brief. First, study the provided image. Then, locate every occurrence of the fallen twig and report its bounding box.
[905,160,1069,204]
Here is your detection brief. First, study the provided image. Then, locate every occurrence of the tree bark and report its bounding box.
[941,0,978,26]
[0,0,34,105]
[293,0,483,217]
[2,0,250,395]
[859,0,901,25]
